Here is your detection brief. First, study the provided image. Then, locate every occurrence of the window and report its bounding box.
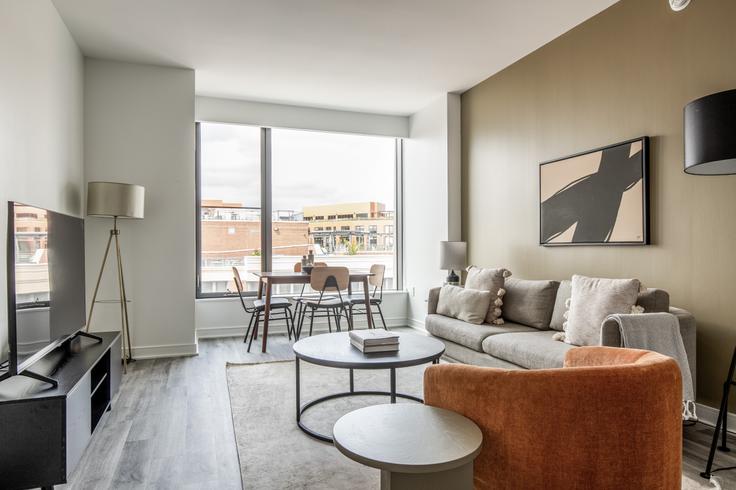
[197,122,401,297]
[197,123,261,296]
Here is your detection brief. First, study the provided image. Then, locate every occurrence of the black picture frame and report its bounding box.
[539,136,650,246]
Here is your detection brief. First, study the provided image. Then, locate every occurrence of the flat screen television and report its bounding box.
[2,202,86,376]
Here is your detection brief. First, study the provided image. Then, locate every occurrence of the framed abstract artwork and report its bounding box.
[539,136,649,246]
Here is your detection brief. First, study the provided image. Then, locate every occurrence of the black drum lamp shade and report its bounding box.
[684,89,736,175]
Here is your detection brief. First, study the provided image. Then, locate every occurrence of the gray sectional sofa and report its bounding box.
[425,280,697,385]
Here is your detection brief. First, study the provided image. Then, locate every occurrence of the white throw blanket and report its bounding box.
[604,312,697,421]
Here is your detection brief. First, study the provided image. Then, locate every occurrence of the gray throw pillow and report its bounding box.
[550,280,572,331]
[503,278,560,330]
[464,266,511,325]
[436,285,492,325]
[562,275,641,346]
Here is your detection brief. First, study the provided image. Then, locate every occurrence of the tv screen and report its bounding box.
[4,202,86,373]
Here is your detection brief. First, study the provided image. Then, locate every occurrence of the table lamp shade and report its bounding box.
[87,182,145,218]
[684,88,736,175]
[440,241,466,270]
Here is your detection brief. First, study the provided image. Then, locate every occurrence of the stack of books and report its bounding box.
[349,330,399,353]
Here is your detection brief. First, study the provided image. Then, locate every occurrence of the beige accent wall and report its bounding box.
[462,0,736,407]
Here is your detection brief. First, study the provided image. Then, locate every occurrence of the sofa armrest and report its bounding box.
[600,308,696,393]
[428,286,441,314]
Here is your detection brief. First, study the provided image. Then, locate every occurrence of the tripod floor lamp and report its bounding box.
[86,181,145,373]
[682,89,736,480]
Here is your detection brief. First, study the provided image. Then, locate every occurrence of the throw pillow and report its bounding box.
[502,278,560,330]
[464,266,511,325]
[549,279,571,331]
[560,275,641,346]
[436,285,493,325]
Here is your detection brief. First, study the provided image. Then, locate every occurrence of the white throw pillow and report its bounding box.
[464,266,511,325]
[560,275,641,346]
[437,285,492,325]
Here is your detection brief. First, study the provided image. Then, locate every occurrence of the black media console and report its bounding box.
[0,331,121,489]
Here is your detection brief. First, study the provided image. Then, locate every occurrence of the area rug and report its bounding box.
[227,359,718,490]
[226,359,429,489]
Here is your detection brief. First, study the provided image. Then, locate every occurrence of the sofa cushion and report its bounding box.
[550,280,571,331]
[636,288,670,313]
[503,278,560,330]
[425,314,536,352]
[464,266,511,325]
[436,285,492,325]
[564,275,641,346]
[482,330,576,369]
[550,281,669,331]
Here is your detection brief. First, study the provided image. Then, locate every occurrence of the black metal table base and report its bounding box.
[295,358,437,443]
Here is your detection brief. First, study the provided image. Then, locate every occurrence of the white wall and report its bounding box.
[0,0,84,364]
[196,96,409,137]
[84,60,197,359]
[403,94,461,327]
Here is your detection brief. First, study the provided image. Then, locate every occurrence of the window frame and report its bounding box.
[195,121,403,298]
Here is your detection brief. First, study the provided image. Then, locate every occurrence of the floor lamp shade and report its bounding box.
[684,88,736,175]
[87,182,145,218]
[440,241,467,270]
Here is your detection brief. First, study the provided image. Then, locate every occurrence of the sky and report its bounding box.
[200,123,396,212]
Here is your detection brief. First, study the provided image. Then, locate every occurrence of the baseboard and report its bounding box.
[197,316,409,339]
[696,402,736,434]
[130,342,199,359]
[407,317,425,330]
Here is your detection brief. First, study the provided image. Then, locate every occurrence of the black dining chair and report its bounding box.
[348,263,388,330]
[296,266,352,338]
[232,267,295,352]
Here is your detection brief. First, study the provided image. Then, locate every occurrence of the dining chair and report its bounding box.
[348,263,388,330]
[291,261,331,323]
[232,267,295,352]
[296,266,352,338]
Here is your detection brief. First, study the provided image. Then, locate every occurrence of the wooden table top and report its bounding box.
[253,271,374,281]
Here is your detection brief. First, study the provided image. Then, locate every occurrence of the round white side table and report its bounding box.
[333,403,483,490]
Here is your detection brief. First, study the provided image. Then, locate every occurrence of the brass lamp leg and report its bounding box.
[86,230,114,332]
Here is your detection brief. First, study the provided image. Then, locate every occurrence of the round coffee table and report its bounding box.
[333,404,483,490]
[292,331,445,443]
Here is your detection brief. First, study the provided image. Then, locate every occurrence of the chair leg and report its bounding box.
[376,304,388,330]
[247,311,261,353]
[298,306,307,339]
[243,313,255,343]
[285,309,293,341]
[309,308,315,337]
[327,309,333,333]
[289,309,296,339]
[348,304,354,330]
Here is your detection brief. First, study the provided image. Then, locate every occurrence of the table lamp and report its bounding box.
[440,241,466,285]
[86,182,145,372]
[683,89,736,480]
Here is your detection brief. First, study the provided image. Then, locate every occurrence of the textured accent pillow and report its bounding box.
[464,266,511,325]
[562,275,641,346]
[436,285,492,325]
[503,278,560,330]
[549,279,571,331]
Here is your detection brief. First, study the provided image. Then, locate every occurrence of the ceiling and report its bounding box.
[52,0,618,115]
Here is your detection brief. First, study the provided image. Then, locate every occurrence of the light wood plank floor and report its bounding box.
[61,328,736,489]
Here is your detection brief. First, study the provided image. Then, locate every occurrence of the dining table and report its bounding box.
[253,270,375,353]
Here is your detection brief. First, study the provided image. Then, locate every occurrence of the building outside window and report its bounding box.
[197,122,400,296]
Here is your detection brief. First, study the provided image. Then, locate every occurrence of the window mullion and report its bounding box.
[261,127,273,272]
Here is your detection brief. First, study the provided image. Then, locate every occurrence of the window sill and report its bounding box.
[195,289,409,303]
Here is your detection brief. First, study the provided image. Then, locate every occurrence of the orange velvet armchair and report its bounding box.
[424,347,682,489]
